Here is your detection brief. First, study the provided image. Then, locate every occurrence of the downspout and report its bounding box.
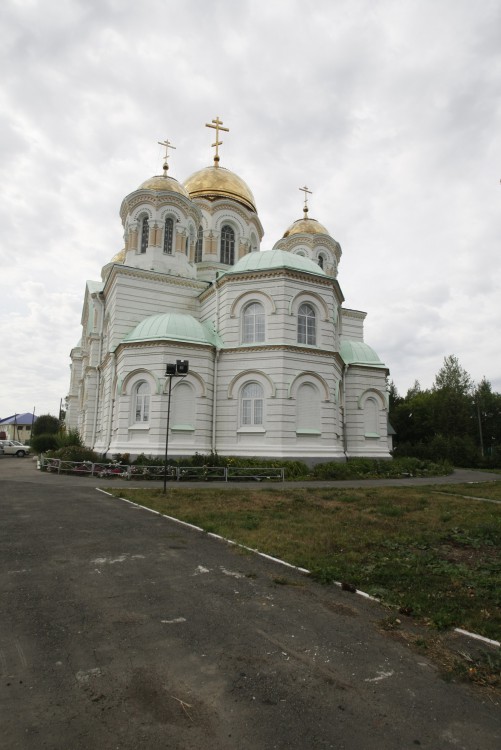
[341,363,349,460]
[211,275,221,453]
[90,292,105,451]
[211,348,220,452]
[105,352,116,457]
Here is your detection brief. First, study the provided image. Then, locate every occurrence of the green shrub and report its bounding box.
[56,429,83,448]
[49,445,101,462]
[312,457,452,481]
[31,433,59,454]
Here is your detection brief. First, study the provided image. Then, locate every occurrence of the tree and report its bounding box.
[32,414,60,437]
[433,355,473,395]
[474,378,501,456]
[432,355,474,439]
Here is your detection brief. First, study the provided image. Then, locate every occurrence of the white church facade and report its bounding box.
[66,120,391,463]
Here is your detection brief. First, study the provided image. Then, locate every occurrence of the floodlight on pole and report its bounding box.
[163,360,189,492]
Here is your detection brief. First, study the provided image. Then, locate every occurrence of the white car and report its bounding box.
[0,440,31,457]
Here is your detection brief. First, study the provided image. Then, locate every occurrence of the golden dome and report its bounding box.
[283,217,331,238]
[110,248,126,263]
[184,165,256,212]
[138,174,190,198]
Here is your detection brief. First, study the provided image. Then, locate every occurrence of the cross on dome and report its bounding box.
[206,116,229,166]
[299,185,312,217]
[158,139,176,175]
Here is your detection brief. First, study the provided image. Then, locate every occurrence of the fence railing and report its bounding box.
[40,456,284,482]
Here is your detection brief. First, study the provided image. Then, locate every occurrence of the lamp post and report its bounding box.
[163,360,189,492]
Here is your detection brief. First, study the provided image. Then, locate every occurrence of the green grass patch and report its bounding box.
[104,483,501,641]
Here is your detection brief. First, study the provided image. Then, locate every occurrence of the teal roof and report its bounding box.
[87,280,104,294]
[123,313,223,347]
[340,340,386,368]
[225,249,326,277]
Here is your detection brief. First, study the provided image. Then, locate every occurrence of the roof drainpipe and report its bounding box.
[211,276,221,454]
[104,352,116,457]
[90,292,105,451]
[211,348,220,453]
[341,363,349,461]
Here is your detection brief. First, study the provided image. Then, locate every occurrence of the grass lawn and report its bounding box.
[105,481,501,645]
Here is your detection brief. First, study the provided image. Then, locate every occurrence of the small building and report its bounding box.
[66,121,391,463]
[0,413,37,442]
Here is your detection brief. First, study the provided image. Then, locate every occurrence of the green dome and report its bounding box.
[340,340,386,368]
[124,313,222,346]
[226,249,326,277]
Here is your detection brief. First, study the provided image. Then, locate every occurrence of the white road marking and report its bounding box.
[365,669,394,683]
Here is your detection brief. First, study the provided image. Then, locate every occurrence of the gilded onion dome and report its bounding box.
[138,174,190,198]
[184,165,257,213]
[110,248,126,264]
[283,216,331,238]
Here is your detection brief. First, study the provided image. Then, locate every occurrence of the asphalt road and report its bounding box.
[1,458,500,749]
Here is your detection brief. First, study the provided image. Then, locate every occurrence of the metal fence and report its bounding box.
[40,456,284,482]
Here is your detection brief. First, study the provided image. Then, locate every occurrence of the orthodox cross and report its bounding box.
[206,116,229,165]
[158,139,176,175]
[299,185,312,216]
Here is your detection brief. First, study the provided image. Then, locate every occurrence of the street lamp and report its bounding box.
[163,360,189,492]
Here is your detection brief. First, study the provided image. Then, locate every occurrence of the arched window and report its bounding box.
[318,254,325,269]
[220,224,235,265]
[240,382,263,426]
[195,226,203,263]
[140,217,149,254]
[296,383,321,433]
[163,217,174,255]
[242,302,265,343]
[298,303,316,345]
[364,397,379,437]
[134,382,150,423]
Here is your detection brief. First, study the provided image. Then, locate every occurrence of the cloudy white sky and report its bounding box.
[1,0,500,418]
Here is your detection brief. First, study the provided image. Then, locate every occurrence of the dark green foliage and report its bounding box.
[390,356,501,468]
[48,445,101,462]
[31,433,59,453]
[56,429,83,448]
[33,414,60,436]
[312,457,451,480]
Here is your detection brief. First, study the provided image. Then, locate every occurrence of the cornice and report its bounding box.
[194,196,264,235]
[342,308,367,320]
[120,191,200,222]
[103,263,210,294]
[114,339,214,356]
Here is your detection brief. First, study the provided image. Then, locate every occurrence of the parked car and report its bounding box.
[0,440,31,457]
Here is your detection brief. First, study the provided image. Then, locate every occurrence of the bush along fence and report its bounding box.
[39,456,285,482]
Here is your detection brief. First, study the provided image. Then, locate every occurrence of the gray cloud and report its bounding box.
[1,0,500,415]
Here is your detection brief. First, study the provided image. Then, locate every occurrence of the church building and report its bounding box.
[66,118,391,463]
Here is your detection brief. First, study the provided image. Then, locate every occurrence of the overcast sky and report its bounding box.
[1,0,500,419]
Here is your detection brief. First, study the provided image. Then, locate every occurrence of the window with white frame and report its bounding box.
[318,254,325,269]
[220,224,235,265]
[195,226,203,263]
[140,217,149,253]
[240,382,264,426]
[242,302,265,343]
[298,303,316,345]
[296,383,321,433]
[134,381,150,423]
[163,217,174,254]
